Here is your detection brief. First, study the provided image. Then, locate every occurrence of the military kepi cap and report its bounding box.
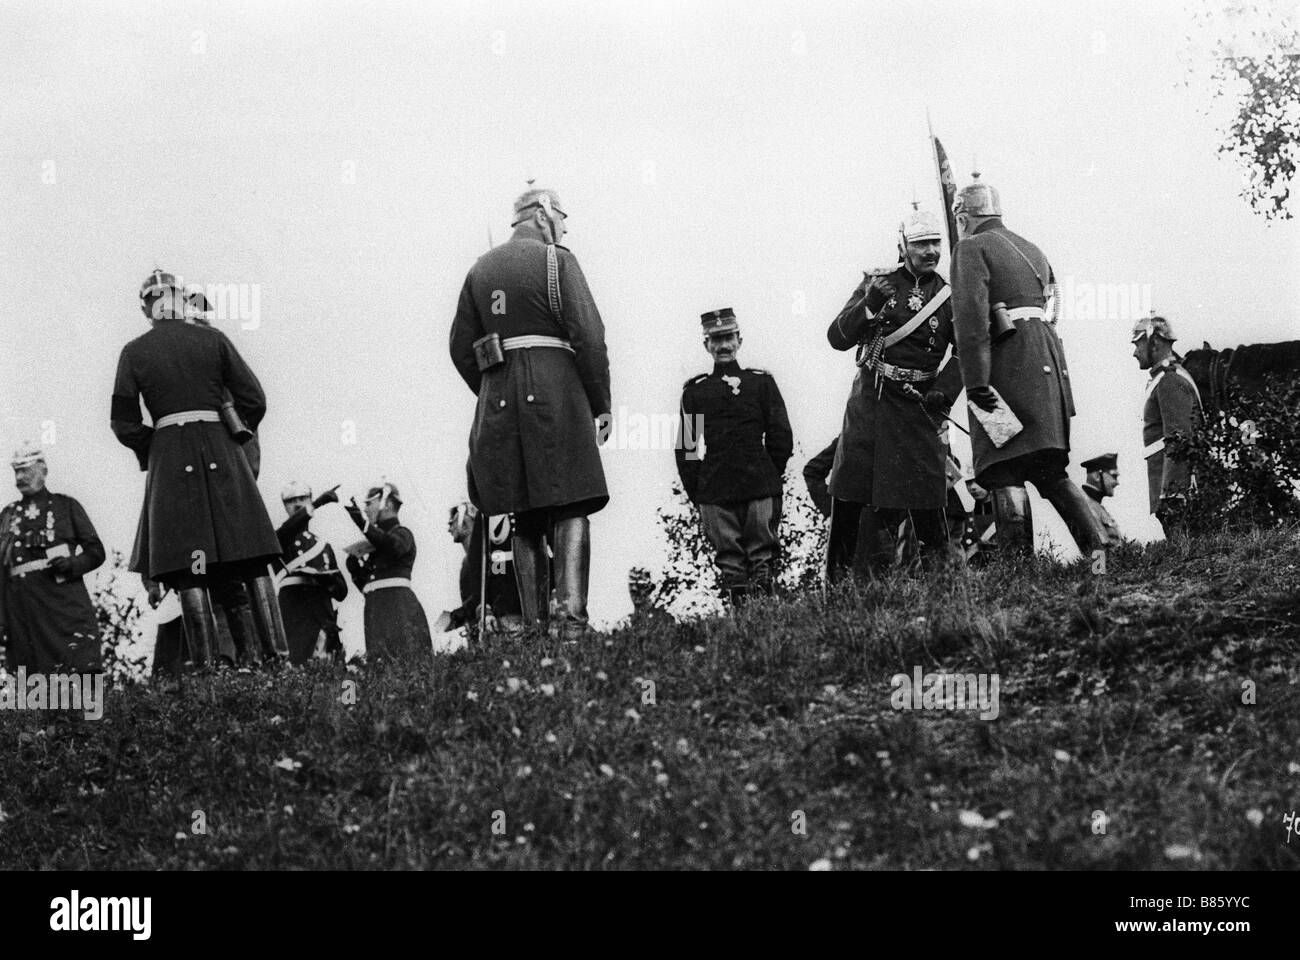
[10,440,44,469]
[1131,315,1176,342]
[1080,452,1118,472]
[700,307,740,336]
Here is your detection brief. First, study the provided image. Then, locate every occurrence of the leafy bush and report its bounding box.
[1169,374,1300,532]
[91,550,149,683]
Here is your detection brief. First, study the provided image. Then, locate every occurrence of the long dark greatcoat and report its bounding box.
[951,218,1076,479]
[450,236,611,517]
[826,264,963,509]
[111,319,280,581]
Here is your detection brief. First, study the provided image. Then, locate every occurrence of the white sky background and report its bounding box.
[1,0,1297,649]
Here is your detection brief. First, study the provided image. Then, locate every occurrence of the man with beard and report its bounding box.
[450,186,611,639]
[0,442,105,673]
[825,209,963,581]
[949,175,1107,558]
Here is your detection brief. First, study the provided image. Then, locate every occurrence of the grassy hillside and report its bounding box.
[2,528,1297,870]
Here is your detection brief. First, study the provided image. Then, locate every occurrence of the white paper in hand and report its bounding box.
[968,387,1023,448]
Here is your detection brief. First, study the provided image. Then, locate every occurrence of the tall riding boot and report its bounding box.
[179,587,218,669]
[512,529,552,634]
[1038,478,1109,555]
[854,507,896,578]
[246,574,290,660]
[552,516,591,639]
[992,486,1034,559]
[210,603,239,667]
[233,605,263,667]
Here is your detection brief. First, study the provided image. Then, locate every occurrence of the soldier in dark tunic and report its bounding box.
[111,270,286,667]
[825,209,963,581]
[803,438,839,519]
[1131,316,1203,536]
[0,443,104,673]
[950,176,1107,557]
[275,482,346,663]
[436,503,522,636]
[449,186,611,638]
[1080,452,1122,545]
[344,483,432,660]
[676,308,793,604]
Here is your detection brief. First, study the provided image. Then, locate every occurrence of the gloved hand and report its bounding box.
[922,389,950,414]
[866,274,898,299]
[967,386,999,412]
[344,498,366,530]
[313,485,341,509]
[147,581,164,608]
[48,556,74,579]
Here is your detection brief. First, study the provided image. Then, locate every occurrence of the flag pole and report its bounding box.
[925,107,950,254]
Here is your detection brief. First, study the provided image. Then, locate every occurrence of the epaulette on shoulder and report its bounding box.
[746,367,771,377]
[684,373,708,389]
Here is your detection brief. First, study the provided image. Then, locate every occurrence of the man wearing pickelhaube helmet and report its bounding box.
[949,174,1107,557]
[1131,315,1203,535]
[111,269,287,669]
[343,481,432,659]
[450,185,611,639]
[677,307,793,605]
[276,481,347,663]
[824,208,964,581]
[0,442,105,673]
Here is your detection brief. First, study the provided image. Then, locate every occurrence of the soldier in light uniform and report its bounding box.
[0,442,105,673]
[950,175,1108,557]
[1080,452,1122,545]
[1131,316,1203,535]
[276,482,347,664]
[825,209,964,581]
[450,186,611,639]
[111,270,287,667]
[344,483,432,660]
[676,308,793,604]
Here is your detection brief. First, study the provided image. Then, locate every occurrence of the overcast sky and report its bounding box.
[2,0,1296,647]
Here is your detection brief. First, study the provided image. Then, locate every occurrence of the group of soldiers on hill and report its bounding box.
[0,175,1206,676]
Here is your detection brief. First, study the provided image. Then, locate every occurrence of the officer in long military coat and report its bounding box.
[344,483,432,660]
[676,308,793,604]
[449,187,610,638]
[276,482,346,663]
[111,269,286,666]
[950,176,1107,557]
[0,442,104,673]
[1080,452,1122,545]
[1131,316,1203,535]
[825,209,964,580]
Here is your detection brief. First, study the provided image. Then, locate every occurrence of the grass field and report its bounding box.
[1,527,1298,870]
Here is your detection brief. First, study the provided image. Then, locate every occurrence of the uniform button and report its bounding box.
[527,394,535,402]
[499,399,506,408]
[209,462,217,470]
[185,465,194,473]
[1042,365,1052,373]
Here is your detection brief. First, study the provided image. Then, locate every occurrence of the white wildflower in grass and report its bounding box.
[958,810,998,830]
[595,670,608,681]
[675,737,691,755]
[624,708,640,722]
[544,732,558,744]
[273,757,302,772]
[540,657,553,667]
[1288,762,1300,775]
[599,763,615,778]
[465,690,478,701]
[693,645,705,653]
[516,765,532,778]
[655,773,670,787]
[1245,809,1264,827]
[744,782,758,794]
[506,677,522,693]
[539,683,556,696]
[808,858,832,871]
[269,715,284,726]
[1053,749,1072,763]
[1164,844,1196,860]
[524,822,535,832]
[283,805,294,815]
[174,832,187,841]
[342,824,361,835]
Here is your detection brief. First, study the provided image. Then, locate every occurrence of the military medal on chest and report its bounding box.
[721,374,741,396]
[907,281,925,313]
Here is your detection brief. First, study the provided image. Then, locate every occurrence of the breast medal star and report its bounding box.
[721,374,741,395]
[908,290,924,312]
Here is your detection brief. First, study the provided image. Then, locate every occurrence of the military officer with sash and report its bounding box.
[676,308,793,604]
[1080,452,1122,545]
[950,175,1107,557]
[0,442,105,673]
[450,186,611,639]
[1131,316,1203,535]
[276,482,347,663]
[825,209,964,581]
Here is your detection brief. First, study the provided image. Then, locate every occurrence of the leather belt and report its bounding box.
[280,574,318,588]
[363,577,411,594]
[156,410,220,429]
[9,559,50,578]
[868,360,938,383]
[1005,307,1045,323]
[502,335,574,354]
